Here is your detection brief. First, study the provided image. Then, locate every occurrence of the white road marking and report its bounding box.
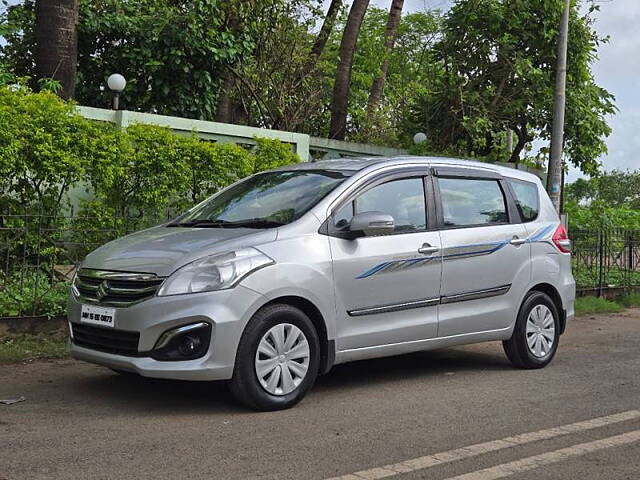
[326,410,640,480]
[444,429,640,480]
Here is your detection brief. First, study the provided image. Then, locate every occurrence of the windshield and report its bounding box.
[172,169,351,228]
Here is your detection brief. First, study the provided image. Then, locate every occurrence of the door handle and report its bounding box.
[510,237,527,246]
[418,243,440,255]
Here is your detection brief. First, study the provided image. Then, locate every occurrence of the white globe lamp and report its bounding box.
[107,74,127,110]
[413,132,427,145]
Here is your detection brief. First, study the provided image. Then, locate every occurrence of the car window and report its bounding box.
[439,178,508,227]
[508,179,539,222]
[335,177,426,233]
[174,170,350,228]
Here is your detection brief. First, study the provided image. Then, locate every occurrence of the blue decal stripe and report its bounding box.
[356,261,393,279]
[442,240,508,259]
[355,227,558,279]
[527,224,555,243]
[355,256,435,279]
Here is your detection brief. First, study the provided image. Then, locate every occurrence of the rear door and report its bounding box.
[433,167,530,337]
[327,168,443,350]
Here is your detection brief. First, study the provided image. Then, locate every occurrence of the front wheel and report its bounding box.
[229,304,320,411]
[503,291,560,369]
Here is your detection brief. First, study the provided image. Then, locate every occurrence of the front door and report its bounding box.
[434,172,531,337]
[328,173,443,351]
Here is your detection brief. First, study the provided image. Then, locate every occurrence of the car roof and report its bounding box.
[279,156,542,183]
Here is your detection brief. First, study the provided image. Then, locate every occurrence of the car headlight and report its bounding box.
[157,248,274,296]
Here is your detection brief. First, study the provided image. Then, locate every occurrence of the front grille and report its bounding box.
[72,323,140,356]
[74,269,164,307]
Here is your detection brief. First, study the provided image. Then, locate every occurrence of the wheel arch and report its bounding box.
[528,283,566,334]
[260,296,334,375]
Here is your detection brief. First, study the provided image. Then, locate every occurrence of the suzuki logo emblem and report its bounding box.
[96,281,109,301]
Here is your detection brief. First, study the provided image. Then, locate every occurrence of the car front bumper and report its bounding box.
[67,285,266,381]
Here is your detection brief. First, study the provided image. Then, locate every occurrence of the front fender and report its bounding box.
[240,262,337,340]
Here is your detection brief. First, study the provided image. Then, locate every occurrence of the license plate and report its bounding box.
[80,304,116,328]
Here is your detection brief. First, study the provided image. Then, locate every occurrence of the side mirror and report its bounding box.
[349,211,395,237]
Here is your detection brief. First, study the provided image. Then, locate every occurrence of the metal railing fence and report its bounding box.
[571,229,640,296]
[0,211,168,317]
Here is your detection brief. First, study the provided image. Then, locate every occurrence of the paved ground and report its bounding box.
[1,309,640,480]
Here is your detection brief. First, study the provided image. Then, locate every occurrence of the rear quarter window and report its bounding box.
[508,179,539,222]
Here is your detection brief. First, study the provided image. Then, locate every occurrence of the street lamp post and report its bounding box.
[107,73,126,110]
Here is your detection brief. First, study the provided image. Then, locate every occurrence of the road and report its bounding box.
[1,309,640,480]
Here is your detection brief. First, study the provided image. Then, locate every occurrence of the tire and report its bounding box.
[229,304,320,411]
[503,291,560,369]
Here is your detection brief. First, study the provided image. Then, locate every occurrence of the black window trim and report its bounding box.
[319,167,434,238]
[432,166,502,179]
[505,177,540,223]
[432,169,520,230]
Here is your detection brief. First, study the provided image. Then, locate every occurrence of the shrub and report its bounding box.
[0,271,69,317]
[68,201,165,259]
[178,136,253,206]
[0,85,95,214]
[87,123,189,217]
[0,85,302,220]
[252,137,300,172]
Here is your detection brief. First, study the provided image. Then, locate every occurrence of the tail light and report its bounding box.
[552,224,571,253]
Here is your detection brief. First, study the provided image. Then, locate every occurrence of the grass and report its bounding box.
[0,333,68,364]
[619,293,640,308]
[574,293,640,316]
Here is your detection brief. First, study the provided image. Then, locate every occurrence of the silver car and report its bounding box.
[68,157,575,410]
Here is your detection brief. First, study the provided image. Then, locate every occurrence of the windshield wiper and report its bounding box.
[170,218,284,229]
[225,218,285,229]
[175,219,237,228]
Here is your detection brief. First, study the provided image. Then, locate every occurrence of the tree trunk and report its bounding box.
[303,0,342,76]
[329,0,370,140]
[366,0,404,114]
[215,70,234,123]
[34,0,79,100]
[509,122,532,163]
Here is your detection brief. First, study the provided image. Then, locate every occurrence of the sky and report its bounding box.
[367,0,640,180]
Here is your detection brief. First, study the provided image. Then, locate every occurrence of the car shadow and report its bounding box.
[66,370,242,414]
[315,344,511,392]
[64,344,509,414]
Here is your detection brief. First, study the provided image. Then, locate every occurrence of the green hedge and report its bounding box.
[0,85,301,217]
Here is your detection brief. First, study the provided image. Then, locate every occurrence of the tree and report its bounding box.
[2,0,265,119]
[324,8,442,145]
[34,0,79,99]
[223,1,330,131]
[366,0,404,114]
[329,0,370,140]
[410,0,615,175]
[302,0,343,77]
[566,170,640,210]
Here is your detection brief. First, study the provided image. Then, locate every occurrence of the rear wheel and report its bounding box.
[229,304,320,411]
[503,291,560,369]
